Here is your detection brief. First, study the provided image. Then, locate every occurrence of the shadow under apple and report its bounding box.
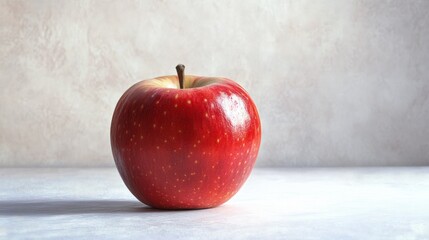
[0,199,165,216]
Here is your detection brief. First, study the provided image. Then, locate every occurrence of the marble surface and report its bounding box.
[2,1,429,167]
[1,167,429,239]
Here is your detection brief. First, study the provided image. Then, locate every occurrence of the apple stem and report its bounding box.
[176,64,185,89]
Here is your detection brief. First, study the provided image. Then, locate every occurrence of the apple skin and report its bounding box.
[111,75,261,209]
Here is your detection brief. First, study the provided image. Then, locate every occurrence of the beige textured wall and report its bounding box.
[1,0,428,167]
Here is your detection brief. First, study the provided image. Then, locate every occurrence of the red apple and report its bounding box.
[111,64,261,209]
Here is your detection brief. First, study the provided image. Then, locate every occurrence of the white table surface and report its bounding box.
[1,167,428,240]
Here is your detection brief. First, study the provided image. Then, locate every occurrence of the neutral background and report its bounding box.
[1,0,428,167]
